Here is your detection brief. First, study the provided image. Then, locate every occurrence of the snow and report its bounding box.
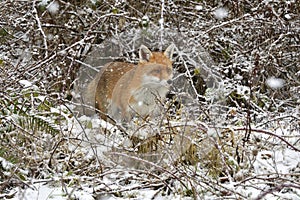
[253,149,300,175]
[39,0,49,6]
[2,2,299,199]
[213,7,229,20]
[284,13,292,20]
[142,15,150,24]
[195,5,203,11]
[159,18,164,25]
[47,1,60,15]
[138,101,143,106]
[266,77,285,89]
[0,157,14,170]
[236,85,250,95]
[3,112,300,199]
[10,181,94,200]
[19,80,32,87]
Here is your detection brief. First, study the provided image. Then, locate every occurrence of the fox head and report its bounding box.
[138,44,175,88]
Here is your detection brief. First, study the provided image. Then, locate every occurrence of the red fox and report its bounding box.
[84,44,175,122]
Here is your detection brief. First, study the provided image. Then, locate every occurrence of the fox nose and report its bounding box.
[167,79,172,85]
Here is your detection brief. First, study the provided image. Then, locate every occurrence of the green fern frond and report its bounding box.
[16,114,61,135]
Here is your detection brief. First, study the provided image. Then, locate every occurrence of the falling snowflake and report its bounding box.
[266,77,285,89]
[213,7,228,20]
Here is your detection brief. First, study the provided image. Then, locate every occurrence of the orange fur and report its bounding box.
[86,44,175,122]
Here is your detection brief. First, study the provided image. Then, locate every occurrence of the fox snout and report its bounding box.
[167,79,172,85]
[160,79,172,87]
[142,74,173,87]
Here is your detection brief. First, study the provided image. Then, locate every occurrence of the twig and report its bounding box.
[235,128,300,152]
[32,1,48,58]
[254,183,300,200]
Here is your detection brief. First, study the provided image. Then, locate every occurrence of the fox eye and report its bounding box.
[152,69,161,74]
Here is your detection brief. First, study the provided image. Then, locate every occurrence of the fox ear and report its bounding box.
[139,45,152,62]
[164,44,175,60]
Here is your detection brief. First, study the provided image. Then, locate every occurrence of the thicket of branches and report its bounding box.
[0,0,299,199]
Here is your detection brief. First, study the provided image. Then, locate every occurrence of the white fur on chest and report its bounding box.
[129,75,170,116]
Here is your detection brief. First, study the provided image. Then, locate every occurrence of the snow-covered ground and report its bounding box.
[1,1,299,199]
[2,113,299,200]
